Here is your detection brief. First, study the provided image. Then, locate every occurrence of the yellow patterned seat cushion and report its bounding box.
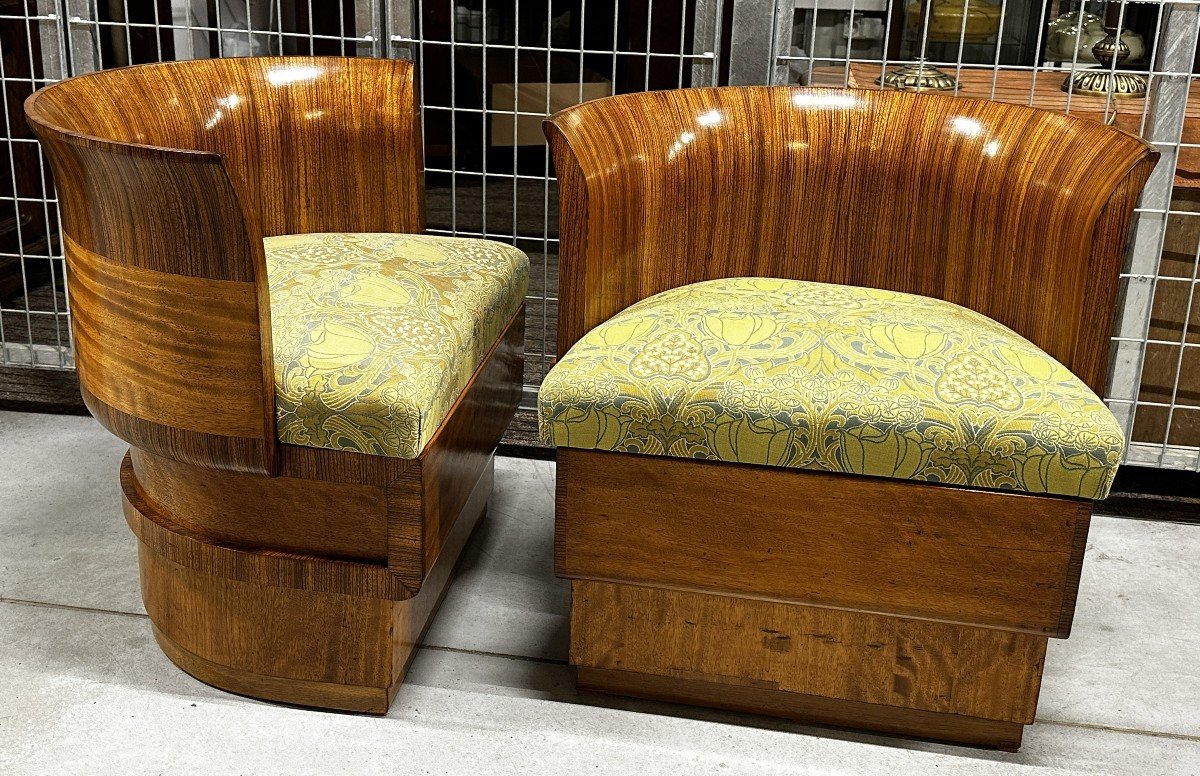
[539,278,1124,499]
[266,233,528,459]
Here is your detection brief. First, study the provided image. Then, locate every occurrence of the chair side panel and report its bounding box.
[30,130,275,472]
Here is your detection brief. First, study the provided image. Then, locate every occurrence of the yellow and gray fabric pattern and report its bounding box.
[266,233,528,459]
[539,278,1124,499]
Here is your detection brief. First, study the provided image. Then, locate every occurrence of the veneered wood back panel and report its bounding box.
[546,87,1158,392]
[27,56,424,237]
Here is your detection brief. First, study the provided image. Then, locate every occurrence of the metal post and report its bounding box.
[63,0,100,74]
[726,0,792,85]
[691,0,723,86]
[171,0,210,60]
[355,0,385,57]
[385,0,416,60]
[1106,2,1200,467]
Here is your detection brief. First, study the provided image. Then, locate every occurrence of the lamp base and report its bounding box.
[1061,69,1147,98]
[876,63,958,92]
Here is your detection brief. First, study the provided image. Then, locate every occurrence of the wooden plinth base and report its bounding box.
[578,667,1025,751]
[126,453,492,713]
[555,448,1096,750]
[569,580,1043,750]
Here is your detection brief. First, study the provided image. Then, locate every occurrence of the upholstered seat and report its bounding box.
[267,232,529,459]
[539,277,1124,499]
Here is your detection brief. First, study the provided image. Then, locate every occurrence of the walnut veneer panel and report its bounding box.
[578,667,1025,749]
[68,241,267,439]
[557,449,1091,636]
[571,580,1047,725]
[130,448,389,563]
[819,64,1200,189]
[26,56,424,238]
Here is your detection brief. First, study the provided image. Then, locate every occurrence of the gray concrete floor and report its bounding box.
[1,409,1198,775]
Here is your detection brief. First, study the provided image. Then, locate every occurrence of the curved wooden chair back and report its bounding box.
[545,87,1158,395]
[26,57,424,474]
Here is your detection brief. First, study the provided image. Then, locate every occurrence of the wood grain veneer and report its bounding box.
[577,668,1026,750]
[68,239,266,440]
[138,463,492,713]
[25,57,522,714]
[26,56,424,239]
[544,87,1157,749]
[817,63,1200,190]
[556,449,1091,637]
[571,581,1047,725]
[130,448,390,563]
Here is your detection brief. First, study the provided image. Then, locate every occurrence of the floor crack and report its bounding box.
[0,596,148,619]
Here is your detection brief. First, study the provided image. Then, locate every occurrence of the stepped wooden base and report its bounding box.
[578,667,1025,751]
[556,448,1095,750]
[127,454,492,713]
[570,580,1039,750]
[104,308,522,712]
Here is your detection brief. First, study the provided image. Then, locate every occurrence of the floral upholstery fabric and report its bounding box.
[539,278,1124,499]
[266,233,528,459]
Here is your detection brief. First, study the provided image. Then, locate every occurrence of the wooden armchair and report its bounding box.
[542,87,1157,749]
[26,56,526,713]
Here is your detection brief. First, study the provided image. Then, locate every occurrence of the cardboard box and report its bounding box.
[491,80,612,147]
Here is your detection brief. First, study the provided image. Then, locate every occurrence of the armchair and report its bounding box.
[541,87,1156,748]
[26,56,527,713]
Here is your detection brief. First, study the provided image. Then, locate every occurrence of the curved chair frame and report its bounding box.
[545,87,1157,748]
[27,56,523,712]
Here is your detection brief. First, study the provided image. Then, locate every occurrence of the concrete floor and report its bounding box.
[1,410,1198,775]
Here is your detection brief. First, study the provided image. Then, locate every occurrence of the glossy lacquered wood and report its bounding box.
[141,464,491,713]
[25,57,522,713]
[26,56,424,238]
[546,87,1157,394]
[544,87,1157,748]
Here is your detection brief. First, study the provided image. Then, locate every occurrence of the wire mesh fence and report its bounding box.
[0,0,721,413]
[0,0,1196,471]
[0,2,68,370]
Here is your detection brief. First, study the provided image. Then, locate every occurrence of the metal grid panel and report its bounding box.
[739,0,1200,471]
[0,0,722,413]
[0,2,69,370]
[391,1,722,402]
